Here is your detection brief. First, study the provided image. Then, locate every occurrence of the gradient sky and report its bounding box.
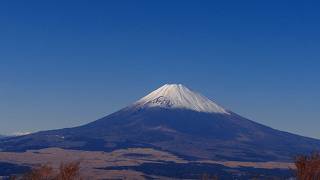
[0,1,319,138]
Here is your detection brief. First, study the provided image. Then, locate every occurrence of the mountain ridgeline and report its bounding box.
[1,84,319,162]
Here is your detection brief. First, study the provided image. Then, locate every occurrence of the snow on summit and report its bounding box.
[135,84,229,114]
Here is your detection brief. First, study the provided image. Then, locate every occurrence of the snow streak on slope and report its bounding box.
[135,84,229,114]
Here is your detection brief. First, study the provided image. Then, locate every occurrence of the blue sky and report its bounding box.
[0,1,319,138]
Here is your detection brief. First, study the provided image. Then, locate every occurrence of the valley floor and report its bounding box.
[0,148,294,179]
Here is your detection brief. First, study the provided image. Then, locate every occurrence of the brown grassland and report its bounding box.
[3,149,320,180]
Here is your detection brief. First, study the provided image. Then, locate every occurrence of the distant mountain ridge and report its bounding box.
[1,84,319,162]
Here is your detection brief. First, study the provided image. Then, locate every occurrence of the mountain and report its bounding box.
[1,84,319,162]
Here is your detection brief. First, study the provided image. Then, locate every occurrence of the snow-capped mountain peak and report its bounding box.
[135,84,229,114]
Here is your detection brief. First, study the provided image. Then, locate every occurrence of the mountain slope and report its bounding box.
[1,84,319,162]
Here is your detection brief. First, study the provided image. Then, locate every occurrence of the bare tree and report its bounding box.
[20,162,81,180]
[55,162,81,180]
[295,152,320,180]
[23,165,54,180]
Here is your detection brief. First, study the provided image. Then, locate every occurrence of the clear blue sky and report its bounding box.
[0,1,319,138]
